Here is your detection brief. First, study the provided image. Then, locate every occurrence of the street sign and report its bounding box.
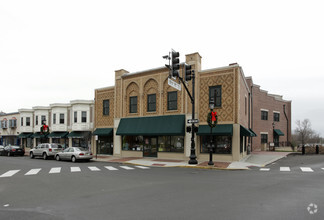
[187,119,199,124]
[168,78,181,91]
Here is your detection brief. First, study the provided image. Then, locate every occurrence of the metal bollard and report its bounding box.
[316,145,319,154]
[302,145,305,155]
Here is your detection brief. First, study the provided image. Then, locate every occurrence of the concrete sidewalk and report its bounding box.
[93,151,292,169]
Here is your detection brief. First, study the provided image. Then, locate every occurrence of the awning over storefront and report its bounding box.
[196,124,233,136]
[18,133,33,138]
[67,131,91,138]
[240,125,256,137]
[48,132,69,138]
[249,129,257,137]
[116,115,185,136]
[31,132,48,138]
[274,129,284,136]
[93,128,113,136]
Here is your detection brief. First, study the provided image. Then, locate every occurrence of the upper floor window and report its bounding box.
[167,91,177,110]
[60,113,64,124]
[147,94,156,112]
[130,96,138,113]
[209,86,222,108]
[261,110,268,120]
[74,111,77,123]
[53,114,56,124]
[26,117,31,126]
[81,111,87,123]
[21,117,23,126]
[36,116,39,125]
[274,112,280,122]
[103,100,110,116]
[41,115,46,124]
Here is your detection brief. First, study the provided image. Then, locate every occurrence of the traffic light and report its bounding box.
[185,64,192,81]
[171,51,180,77]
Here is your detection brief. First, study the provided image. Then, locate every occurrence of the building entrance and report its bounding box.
[143,137,157,157]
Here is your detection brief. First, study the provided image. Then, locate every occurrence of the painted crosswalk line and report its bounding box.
[105,166,118,171]
[71,167,81,172]
[88,166,101,171]
[135,166,150,169]
[120,166,135,170]
[280,167,291,172]
[300,167,314,172]
[25,168,42,176]
[260,168,270,171]
[0,170,20,178]
[49,167,61,174]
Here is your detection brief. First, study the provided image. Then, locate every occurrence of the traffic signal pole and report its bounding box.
[178,70,197,164]
[164,50,198,164]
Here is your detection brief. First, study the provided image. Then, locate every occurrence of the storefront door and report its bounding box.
[143,137,157,157]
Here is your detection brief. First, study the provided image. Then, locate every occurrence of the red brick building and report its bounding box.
[246,77,292,151]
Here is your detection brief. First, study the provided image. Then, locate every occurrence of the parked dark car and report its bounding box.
[3,145,25,156]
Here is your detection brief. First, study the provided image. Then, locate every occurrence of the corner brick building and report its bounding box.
[92,52,292,162]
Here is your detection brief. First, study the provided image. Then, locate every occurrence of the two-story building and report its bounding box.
[92,52,282,162]
[17,100,94,149]
[0,112,20,146]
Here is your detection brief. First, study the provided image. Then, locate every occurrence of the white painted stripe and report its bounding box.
[49,167,61,174]
[260,168,270,171]
[105,166,118,171]
[25,168,41,176]
[0,170,20,178]
[120,166,135,170]
[322,168,324,171]
[300,167,314,172]
[88,166,100,171]
[280,167,291,172]
[70,167,81,172]
[135,166,150,169]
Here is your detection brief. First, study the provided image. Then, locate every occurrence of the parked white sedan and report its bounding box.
[55,147,93,162]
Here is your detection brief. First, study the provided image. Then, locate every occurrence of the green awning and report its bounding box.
[249,129,257,137]
[116,115,185,136]
[240,125,255,137]
[18,133,33,138]
[48,132,69,138]
[93,128,113,136]
[197,124,233,136]
[67,131,84,138]
[274,129,284,136]
[31,132,48,138]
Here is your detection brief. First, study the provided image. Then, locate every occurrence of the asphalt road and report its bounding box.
[0,155,323,220]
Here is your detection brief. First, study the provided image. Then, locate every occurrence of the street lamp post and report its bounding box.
[208,98,215,165]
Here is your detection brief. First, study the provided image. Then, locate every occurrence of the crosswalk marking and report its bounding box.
[135,166,150,169]
[88,166,100,171]
[280,167,291,172]
[120,166,135,170]
[25,168,41,176]
[322,168,324,171]
[71,167,81,172]
[105,166,118,171]
[0,170,20,178]
[260,168,270,171]
[49,167,61,174]
[300,167,314,172]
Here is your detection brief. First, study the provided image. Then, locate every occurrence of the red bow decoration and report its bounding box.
[211,111,217,122]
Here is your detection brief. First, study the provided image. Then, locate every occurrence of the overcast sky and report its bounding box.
[1,0,323,136]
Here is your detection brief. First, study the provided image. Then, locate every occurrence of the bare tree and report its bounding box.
[295,119,313,145]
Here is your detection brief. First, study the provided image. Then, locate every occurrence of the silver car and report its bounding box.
[55,147,93,162]
[30,143,63,160]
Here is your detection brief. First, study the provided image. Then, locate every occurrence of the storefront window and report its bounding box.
[122,136,184,153]
[72,138,87,148]
[122,136,143,151]
[97,136,113,154]
[158,136,184,152]
[201,136,232,154]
